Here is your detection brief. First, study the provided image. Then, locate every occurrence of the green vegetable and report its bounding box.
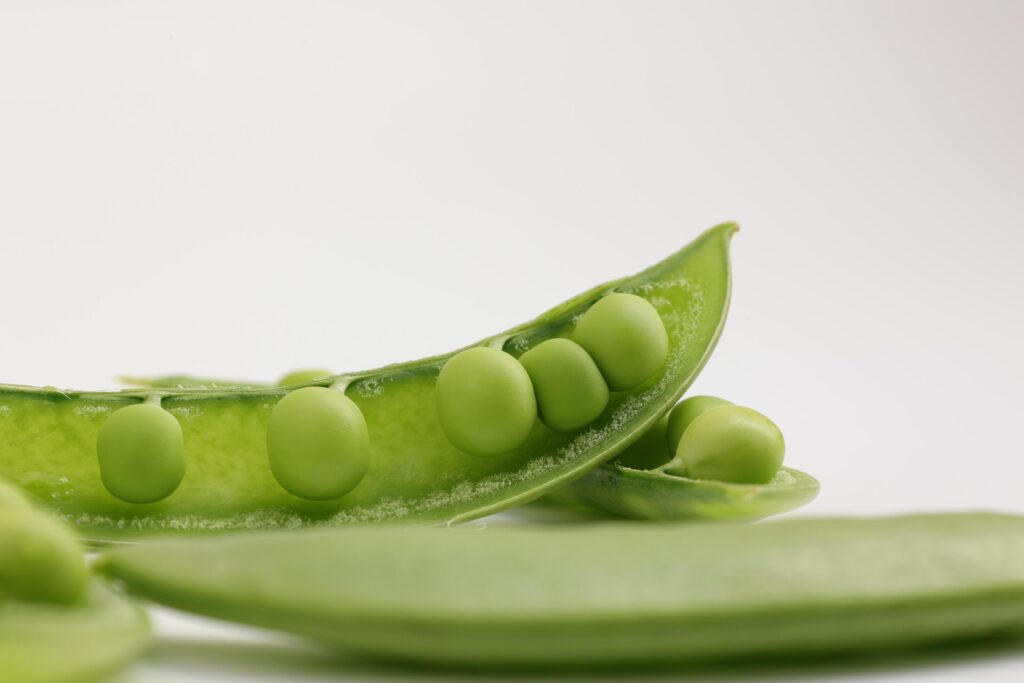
[0,580,150,683]
[0,224,736,541]
[277,369,333,387]
[0,477,30,511]
[574,292,668,391]
[546,464,818,520]
[99,513,1024,667]
[518,338,609,431]
[667,404,784,483]
[435,347,537,456]
[0,508,87,604]
[96,402,186,504]
[665,394,732,457]
[0,499,150,682]
[612,414,669,470]
[266,386,371,500]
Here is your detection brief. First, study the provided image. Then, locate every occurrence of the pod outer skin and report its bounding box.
[99,513,1024,667]
[0,579,151,683]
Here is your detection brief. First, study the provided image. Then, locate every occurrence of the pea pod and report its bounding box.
[544,464,819,520]
[98,513,1024,667]
[0,224,736,542]
[0,580,150,683]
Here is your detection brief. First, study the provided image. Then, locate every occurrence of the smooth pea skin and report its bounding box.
[266,387,371,501]
[574,293,668,391]
[0,508,87,605]
[278,369,333,386]
[669,405,784,484]
[518,339,608,431]
[436,347,537,457]
[666,395,732,456]
[96,404,186,504]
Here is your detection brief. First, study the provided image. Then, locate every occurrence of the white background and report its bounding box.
[2,1,1023,681]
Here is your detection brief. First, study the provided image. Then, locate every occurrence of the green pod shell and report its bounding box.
[99,513,1024,667]
[545,464,818,521]
[518,339,609,432]
[277,369,334,387]
[0,508,87,605]
[0,478,30,511]
[0,224,737,542]
[0,580,150,683]
[266,387,371,501]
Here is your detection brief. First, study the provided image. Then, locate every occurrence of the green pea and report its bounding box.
[668,405,784,483]
[0,508,86,605]
[613,415,671,470]
[96,404,186,504]
[665,395,733,457]
[278,369,333,386]
[518,339,608,432]
[574,293,668,391]
[0,478,29,511]
[267,387,371,501]
[436,347,536,457]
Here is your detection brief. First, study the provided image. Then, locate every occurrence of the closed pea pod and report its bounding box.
[574,293,668,391]
[435,347,537,457]
[266,386,371,501]
[668,405,784,484]
[96,402,185,504]
[518,339,608,432]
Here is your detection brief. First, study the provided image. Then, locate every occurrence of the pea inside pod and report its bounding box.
[0,508,87,605]
[95,402,185,504]
[668,405,785,484]
[0,223,738,541]
[518,338,609,432]
[574,293,669,391]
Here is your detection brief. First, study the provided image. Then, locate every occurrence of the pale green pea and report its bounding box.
[267,387,371,501]
[96,404,185,504]
[0,478,30,511]
[0,508,87,605]
[518,339,608,432]
[613,414,670,470]
[278,369,333,386]
[666,395,733,457]
[667,405,785,484]
[435,347,536,457]
[574,293,668,391]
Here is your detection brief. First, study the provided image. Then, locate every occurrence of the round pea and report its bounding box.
[267,387,371,501]
[0,508,87,605]
[666,395,733,455]
[668,405,785,484]
[278,369,333,386]
[0,478,30,511]
[435,347,536,457]
[613,415,671,470]
[518,339,609,431]
[96,404,186,504]
[573,293,668,391]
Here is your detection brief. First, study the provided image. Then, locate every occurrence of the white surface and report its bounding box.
[2,1,1024,681]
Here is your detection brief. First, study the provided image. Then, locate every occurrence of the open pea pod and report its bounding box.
[0,224,736,542]
[0,579,151,683]
[544,465,819,520]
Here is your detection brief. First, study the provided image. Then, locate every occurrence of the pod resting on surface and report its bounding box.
[0,224,736,542]
[543,464,819,521]
[0,579,151,683]
[98,513,1024,667]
